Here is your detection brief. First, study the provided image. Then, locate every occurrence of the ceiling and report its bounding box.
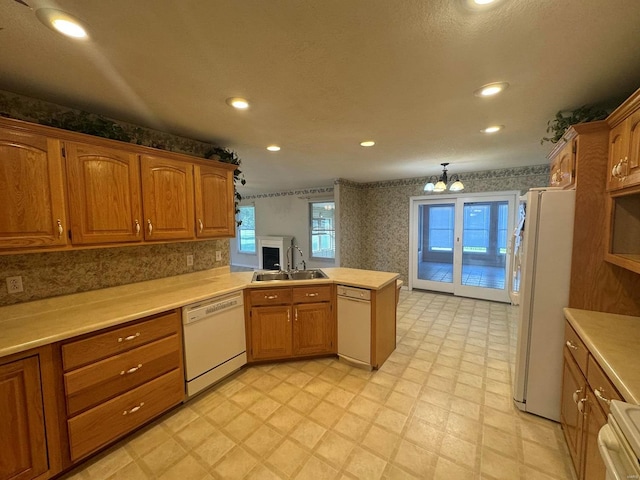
[2,1,640,196]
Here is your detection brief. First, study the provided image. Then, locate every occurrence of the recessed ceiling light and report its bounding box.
[481,125,504,134]
[35,9,88,39]
[464,0,502,10]
[474,82,509,97]
[266,145,280,152]
[226,97,249,109]
[360,141,375,147]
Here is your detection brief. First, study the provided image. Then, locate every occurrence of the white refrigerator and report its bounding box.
[512,187,576,422]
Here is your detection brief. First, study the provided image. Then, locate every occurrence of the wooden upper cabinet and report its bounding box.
[0,127,68,250]
[140,155,195,241]
[194,163,236,238]
[65,142,143,244]
[0,355,49,480]
[549,140,575,189]
[608,90,640,191]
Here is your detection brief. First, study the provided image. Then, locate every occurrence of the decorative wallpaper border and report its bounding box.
[242,186,334,200]
[335,164,550,190]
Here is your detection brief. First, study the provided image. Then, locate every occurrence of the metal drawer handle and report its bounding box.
[573,388,583,404]
[198,219,203,233]
[577,397,587,414]
[122,402,144,415]
[287,310,290,323]
[120,364,142,375]
[265,295,278,299]
[118,333,140,342]
[295,308,298,321]
[57,219,64,237]
[135,219,140,235]
[306,293,319,297]
[566,340,578,351]
[595,388,612,406]
[147,219,153,235]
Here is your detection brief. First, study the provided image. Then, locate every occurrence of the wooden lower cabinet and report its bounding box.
[250,305,293,360]
[67,369,183,461]
[0,355,48,480]
[560,321,623,480]
[246,284,335,362]
[560,348,586,470]
[293,302,333,356]
[0,346,63,480]
[61,310,185,462]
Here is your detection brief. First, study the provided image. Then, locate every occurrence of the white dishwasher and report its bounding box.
[337,285,371,368]
[182,291,246,397]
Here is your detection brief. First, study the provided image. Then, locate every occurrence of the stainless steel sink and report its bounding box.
[288,269,328,280]
[251,269,328,282]
[253,272,290,281]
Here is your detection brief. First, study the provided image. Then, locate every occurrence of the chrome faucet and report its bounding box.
[286,245,305,272]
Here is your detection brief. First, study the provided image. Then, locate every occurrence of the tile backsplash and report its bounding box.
[0,240,229,306]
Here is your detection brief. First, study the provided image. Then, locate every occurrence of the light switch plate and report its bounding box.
[186,254,194,266]
[215,250,222,261]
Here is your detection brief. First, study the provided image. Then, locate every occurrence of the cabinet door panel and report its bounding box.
[250,306,292,360]
[293,303,332,355]
[625,109,640,187]
[66,142,142,244]
[560,349,585,475]
[140,155,194,241]
[583,396,607,480]
[0,127,67,249]
[608,121,629,191]
[194,163,235,238]
[0,356,48,480]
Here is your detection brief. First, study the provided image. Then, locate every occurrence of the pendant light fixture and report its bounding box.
[423,163,465,192]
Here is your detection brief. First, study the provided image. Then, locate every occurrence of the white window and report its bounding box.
[309,201,335,259]
[237,205,256,254]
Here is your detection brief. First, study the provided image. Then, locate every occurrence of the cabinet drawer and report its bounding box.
[67,368,183,461]
[64,334,181,416]
[564,322,588,374]
[249,288,292,306]
[587,356,623,415]
[62,310,180,370]
[293,285,332,303]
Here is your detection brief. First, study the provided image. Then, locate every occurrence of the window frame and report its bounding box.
[309,200,335,260]
[236,205,256,254]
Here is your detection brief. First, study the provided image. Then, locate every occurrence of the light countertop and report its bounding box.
[564,308,640,404]
[0,267,399,358]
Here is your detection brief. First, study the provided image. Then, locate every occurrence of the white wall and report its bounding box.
[231,188,336,270]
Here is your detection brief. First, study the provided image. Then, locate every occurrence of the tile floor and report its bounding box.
[61,290,575,480]
[418,262,506,290]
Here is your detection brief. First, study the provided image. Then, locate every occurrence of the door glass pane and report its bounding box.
[417,204,455,283]
[461,201,508,290]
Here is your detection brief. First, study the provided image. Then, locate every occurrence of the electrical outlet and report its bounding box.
[6,276,24,294]
[186,254,194,266]
[215,250,222,262]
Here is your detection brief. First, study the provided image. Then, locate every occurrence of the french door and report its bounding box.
[409,192,519,302]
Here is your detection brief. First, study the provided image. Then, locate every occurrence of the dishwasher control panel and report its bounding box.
[337,285,371,300]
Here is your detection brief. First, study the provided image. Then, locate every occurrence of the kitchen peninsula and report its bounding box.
[0,267,399,480]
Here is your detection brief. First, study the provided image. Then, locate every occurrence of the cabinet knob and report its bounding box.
[565,340,578,351]
[57,219,64,237]
[577,397,587,414]
[265,295,278,300]
[306,293,319,297]
[594,388,612,406]
[147,219,153,235]
[572,388,583,404]
[134,219,140,236]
